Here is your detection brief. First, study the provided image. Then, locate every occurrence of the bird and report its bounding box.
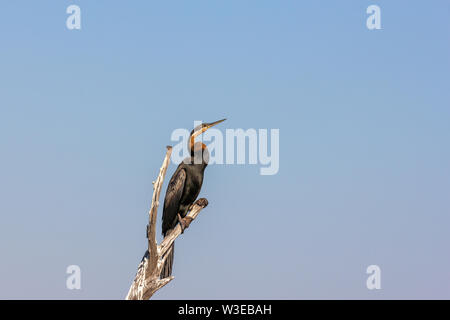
[160,119,226,279]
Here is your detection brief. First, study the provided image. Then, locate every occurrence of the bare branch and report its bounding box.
[147,146,172,272]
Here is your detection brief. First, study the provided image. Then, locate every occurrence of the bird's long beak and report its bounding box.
[193,119,226,137]
[205,118,226,130]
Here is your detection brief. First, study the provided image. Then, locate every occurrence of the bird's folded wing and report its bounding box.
[162,168,186,235]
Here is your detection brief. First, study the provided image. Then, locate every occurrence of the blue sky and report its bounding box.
[0,1,449,299]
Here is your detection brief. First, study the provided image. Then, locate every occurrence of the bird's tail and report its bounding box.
[160,243,174,279]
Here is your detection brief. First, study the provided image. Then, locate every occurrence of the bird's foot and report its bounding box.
[178,214,193,234]
[195,198,209,208]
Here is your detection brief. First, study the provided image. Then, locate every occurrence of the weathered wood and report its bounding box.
[125,147,209,300]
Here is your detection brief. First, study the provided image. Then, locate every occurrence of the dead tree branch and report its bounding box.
[125,146,209,300]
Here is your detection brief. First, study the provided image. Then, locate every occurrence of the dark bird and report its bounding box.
[160,119,226,279]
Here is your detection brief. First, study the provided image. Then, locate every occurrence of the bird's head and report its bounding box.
[189,119,226,164]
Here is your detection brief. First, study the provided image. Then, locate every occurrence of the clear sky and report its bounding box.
[0,1,449,299]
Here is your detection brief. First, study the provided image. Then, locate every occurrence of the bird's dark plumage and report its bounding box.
[162,167,187,236]
[160,119,225,279]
